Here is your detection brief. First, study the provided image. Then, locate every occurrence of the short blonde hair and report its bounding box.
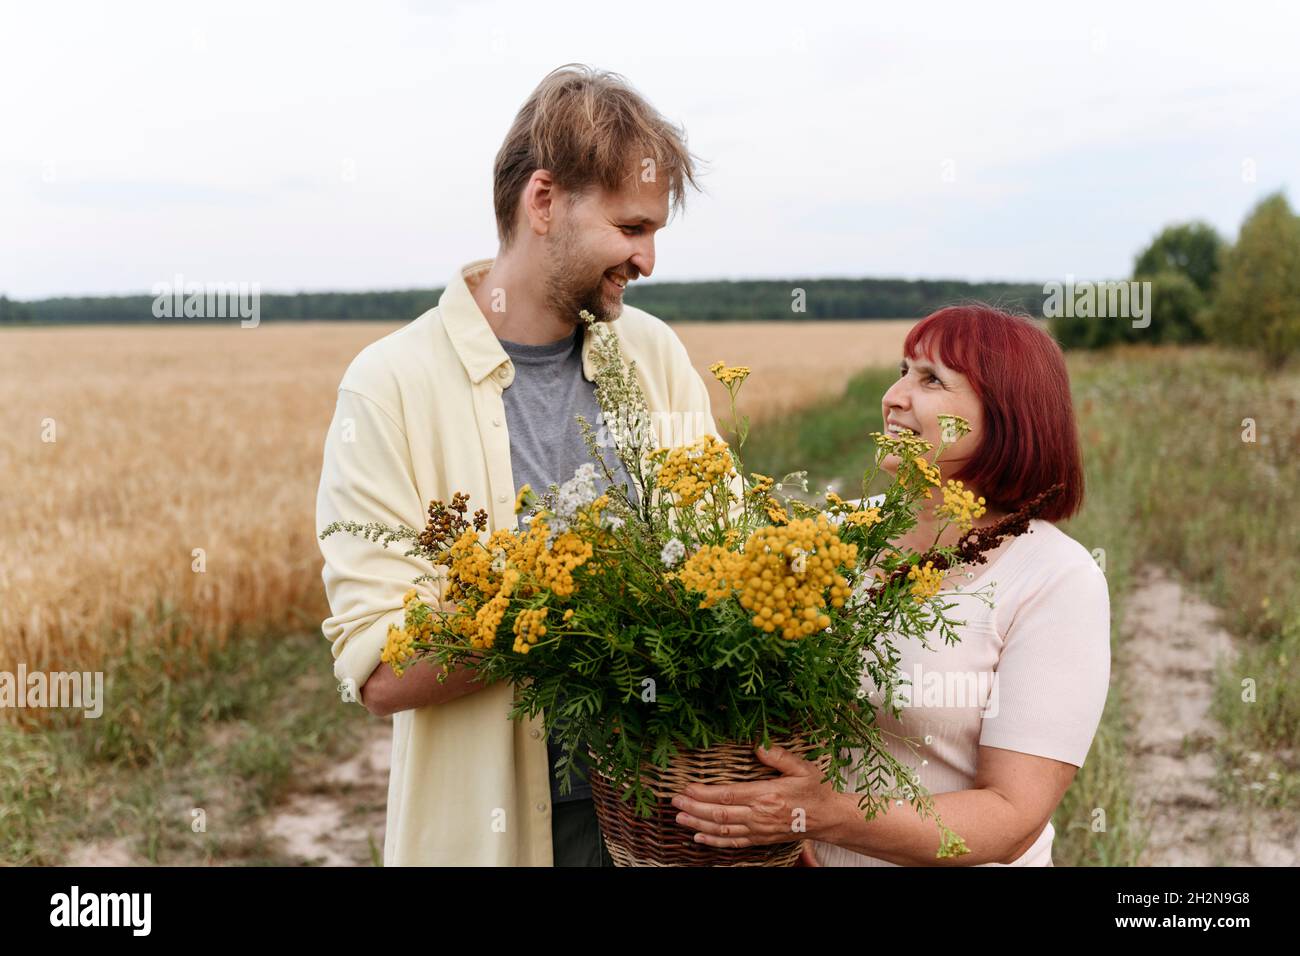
[493,64,701,247]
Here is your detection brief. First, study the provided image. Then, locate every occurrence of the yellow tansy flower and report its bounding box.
[907,560,945,603]
[381,623,415,674]
[655,434,736,506]
[844,507,882,528]
[936,479,987,532]
[708,361,751,388]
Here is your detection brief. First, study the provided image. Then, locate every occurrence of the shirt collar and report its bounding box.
[440,258,602,386]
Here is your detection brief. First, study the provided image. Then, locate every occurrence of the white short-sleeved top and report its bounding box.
[813,512,1111,867]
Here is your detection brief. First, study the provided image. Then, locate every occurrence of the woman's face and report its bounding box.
[879,349,984,478]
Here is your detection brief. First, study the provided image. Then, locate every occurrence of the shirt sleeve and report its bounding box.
[978,555,1111,767]
[315,386,446,707]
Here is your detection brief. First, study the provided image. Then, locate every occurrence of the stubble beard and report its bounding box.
[542,223,623,326]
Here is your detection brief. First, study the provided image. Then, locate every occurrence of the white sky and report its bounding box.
[2,0,1298,299]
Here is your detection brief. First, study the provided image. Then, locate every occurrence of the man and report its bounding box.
[316,64,722,865]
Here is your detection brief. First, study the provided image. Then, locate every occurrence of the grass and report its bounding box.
[739,344,1298,865]
[1066,347,1299,828]
[735,366,896,497]
[0,612,369,865]
[1211,617,1300,819]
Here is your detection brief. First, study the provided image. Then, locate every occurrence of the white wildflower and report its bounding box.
[660,537,686,568]
[937,414,971,445]
[556,462,599,518]
[544,514,571,548]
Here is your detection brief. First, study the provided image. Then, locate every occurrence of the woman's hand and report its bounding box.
[670,744,846,848]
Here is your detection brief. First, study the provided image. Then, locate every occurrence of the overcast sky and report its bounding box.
[2,0,1298,299]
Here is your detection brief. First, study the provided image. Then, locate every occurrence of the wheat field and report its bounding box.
[0,319,914,686]
[679,320,913,422]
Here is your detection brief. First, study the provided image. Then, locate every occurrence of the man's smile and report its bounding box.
[604,271,628,296]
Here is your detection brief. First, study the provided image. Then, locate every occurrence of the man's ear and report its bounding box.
[522,169,555,237]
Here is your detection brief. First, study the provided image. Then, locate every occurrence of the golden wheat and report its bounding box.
[674,320,914,424]
[0,318,915,688]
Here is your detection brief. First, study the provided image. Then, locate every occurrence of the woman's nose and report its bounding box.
[882,377,909,410]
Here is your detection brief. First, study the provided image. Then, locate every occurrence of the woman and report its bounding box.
[671,304,1110,866]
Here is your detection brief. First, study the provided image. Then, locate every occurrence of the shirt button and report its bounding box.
[536,802,548,813]
[530,729,540,739]
[497,493,507,503]
[492,417,502,427]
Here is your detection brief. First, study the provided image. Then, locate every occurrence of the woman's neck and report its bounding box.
[905,490,1007,554]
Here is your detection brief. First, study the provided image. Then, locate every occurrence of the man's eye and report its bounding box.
[621,225,643,235]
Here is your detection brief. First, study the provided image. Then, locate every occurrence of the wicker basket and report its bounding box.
[587,733,830,867]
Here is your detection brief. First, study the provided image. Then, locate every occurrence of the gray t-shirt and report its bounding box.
[498,323,638,803]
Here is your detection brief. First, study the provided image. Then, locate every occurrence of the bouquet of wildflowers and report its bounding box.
[321,311,1054,860]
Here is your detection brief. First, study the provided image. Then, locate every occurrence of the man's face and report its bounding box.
[541,177,669,325]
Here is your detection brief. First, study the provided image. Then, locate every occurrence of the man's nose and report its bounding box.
[630,238,655,279]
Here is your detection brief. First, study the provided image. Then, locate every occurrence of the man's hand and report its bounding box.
[359,599,492,717]
[361,658,488,717]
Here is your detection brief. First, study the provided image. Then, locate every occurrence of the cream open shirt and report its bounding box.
[316,259,722,866]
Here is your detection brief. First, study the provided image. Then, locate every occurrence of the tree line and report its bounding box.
[0,278,1047,327]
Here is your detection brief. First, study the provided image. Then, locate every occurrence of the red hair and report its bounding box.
[903,304,1084,522]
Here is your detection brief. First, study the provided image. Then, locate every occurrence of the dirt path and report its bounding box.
[263,719,391,866]
[65,718,391,867]
[1122,567,1297,866]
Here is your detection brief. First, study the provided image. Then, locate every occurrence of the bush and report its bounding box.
[1133,221,1225,295]
[1139,271,1207,345]
[1049,280,1173,350]
[1208,192,1300,368]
